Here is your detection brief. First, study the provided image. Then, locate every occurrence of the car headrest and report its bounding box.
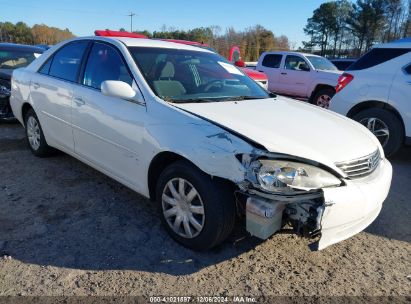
[160,61,175,79]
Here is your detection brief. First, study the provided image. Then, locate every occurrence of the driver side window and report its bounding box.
[285,55,310,71]
[82,42,133,90]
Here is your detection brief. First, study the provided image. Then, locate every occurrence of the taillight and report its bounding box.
[336,73,354,93]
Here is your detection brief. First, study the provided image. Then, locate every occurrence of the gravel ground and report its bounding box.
[0,123,410,299]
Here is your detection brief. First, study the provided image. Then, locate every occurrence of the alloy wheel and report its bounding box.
[359,117,390,147]
[27,116,41,150]
[316,94,331,108]
[161,178,205,239]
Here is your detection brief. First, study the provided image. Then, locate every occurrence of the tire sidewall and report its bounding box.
[24,109,50,157]
[156,161,232,251]
[313,88,335,108]
[353,108,403,157]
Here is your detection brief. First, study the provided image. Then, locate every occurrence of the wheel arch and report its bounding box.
[21,102,34,126]
[309,84,335,102]
[347,100,405,136]
[147,151,237,202]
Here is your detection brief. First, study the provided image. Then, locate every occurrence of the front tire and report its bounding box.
[156,160,236,251]
[24,108,53,157]
[352,108,403,157]
[311,88,335,109]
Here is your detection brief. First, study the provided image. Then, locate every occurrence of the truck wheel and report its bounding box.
[156,160,236,251]
[312,88,335,109]
[24,108,53,157]
[353,108,403,157]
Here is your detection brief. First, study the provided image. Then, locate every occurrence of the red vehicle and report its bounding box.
[227,46,268,88]
[95,30,268,89]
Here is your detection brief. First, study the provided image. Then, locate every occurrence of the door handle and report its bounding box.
[258,70,264,73]
[32,82,40,89]
[73,96,85,106]
[281,72,287,75]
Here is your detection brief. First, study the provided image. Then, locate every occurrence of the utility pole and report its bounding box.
[127,12,136,32]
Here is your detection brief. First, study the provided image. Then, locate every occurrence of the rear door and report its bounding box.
[278,55,311,97]
[71,41,147,191]
[30,41,89,151]
[257,53,283,92]
[389,62,411,137]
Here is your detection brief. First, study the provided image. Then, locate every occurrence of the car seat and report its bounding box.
[153,61,186,98]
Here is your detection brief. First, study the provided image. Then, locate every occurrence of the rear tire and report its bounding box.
[352,108,403,157]
[24,108,53,157]
[311,87,335,109]
[156,160,236,251]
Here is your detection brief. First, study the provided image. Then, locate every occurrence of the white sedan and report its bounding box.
[10,35,392,251]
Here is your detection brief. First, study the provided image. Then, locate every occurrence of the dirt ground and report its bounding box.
[0,122,410,299]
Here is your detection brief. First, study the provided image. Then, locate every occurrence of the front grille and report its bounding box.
[335,150,381,179]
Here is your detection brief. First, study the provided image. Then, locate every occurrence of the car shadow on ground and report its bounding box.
[1,124,410,275]
[0,129,264,275]
[365,146,411,243]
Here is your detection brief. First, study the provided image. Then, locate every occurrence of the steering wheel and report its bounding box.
[204,80,224,92]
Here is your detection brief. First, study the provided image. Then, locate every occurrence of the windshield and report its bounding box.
[0,50,42,70]
[306,56,338,71]
[128,47,270,103]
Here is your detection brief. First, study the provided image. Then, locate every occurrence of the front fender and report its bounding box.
[145,120,256,183]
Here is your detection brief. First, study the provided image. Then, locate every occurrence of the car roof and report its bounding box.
[262,51,322,57]
[82,36,213,53]
[374,38,411,49]
[0,43,45,53]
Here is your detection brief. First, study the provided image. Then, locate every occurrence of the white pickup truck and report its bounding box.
[256,52,342,108]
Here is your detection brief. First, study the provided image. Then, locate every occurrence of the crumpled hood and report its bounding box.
[174,97,380,171]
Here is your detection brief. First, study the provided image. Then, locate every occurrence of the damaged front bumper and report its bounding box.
[242,158,392,250]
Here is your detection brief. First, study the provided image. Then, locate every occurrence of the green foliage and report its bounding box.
[0,21,75,45]
[141,25,290,61]
[303,0,409,57]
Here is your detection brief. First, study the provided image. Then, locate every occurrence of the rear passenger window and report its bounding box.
[347,48,411,71]
[49,41,89,82]
[82,42,133,90]
[262,54,282,68]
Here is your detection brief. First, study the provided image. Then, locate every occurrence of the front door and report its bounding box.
[278,55,311,97]
[71,41,147,191]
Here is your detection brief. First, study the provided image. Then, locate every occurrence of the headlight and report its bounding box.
[256,159,341,193]
[0,85,11,97]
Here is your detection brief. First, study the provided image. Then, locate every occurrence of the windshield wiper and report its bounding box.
[166,98,218,104]
[221,95,270,101]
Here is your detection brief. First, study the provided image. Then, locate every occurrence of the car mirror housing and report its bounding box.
[101,80,141,102]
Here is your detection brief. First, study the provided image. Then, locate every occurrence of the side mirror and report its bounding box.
[101,80,139,101]
[300,64,310,72]
[234,60,246,68]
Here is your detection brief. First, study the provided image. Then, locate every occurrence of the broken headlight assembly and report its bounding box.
[255,159,341,193]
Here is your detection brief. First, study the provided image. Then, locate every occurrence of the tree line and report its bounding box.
[302,0,410,58]
[1,20,290,61]
[131,25,291,61]
[0,21,75,45]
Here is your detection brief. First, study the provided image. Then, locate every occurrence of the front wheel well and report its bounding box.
[21,103,34,126]
[347,101,405,131]
[147,151,236,202]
